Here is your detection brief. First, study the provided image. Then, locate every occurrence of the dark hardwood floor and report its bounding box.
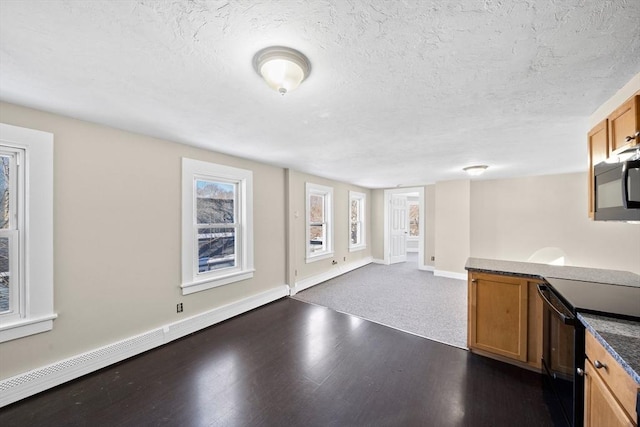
[0,298,564,426]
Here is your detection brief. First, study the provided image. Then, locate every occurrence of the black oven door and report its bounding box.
[538,284,584,427]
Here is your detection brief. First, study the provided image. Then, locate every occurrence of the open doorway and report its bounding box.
[383,187,425,269]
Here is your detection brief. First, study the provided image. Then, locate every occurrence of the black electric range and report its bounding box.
[544,277,640,319]
[539,277,640,426]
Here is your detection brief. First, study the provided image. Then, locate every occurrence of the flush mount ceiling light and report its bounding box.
[463,165,489,176]
[253,46,311,95]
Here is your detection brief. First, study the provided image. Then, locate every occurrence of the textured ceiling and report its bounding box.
[1,0,639,188]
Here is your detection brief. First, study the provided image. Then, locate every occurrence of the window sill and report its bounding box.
[181,269,255,295]
[305,251,334,263]
[0,313,58,343]
[349,245,367,252]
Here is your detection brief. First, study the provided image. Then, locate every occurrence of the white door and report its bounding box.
[389,194,408,264]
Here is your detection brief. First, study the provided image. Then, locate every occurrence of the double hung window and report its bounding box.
[348,191,366,251]
[0,123,55,343]
[181,158,253,295]
[0,147,23,322]
[306,183,333,262]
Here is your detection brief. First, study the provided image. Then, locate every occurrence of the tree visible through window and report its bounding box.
[0,149,19,316]
[306,183,333,261]
[196,180,237,273]
[409,203,419,237]
[0,124,55,344]
[349,191,366,250]
[309,193,326,254]
[181,158,254,295]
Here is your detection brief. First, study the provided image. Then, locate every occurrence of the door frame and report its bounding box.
[383,186,425,268]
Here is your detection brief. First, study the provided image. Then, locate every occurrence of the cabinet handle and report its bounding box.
[576,368,587,377]
[594,360,607,369]
[625,131,640,142]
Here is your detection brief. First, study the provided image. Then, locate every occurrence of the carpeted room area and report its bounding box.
[292,253,468,349]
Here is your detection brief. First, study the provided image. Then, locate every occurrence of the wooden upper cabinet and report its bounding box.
[468,272,528,362]
[587,120,609,219]
[608,94,639,155]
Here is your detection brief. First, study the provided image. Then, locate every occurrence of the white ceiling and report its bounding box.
[1,1,639,188]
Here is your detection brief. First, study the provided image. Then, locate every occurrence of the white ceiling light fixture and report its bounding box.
[253,46,311,95]
[463,165,489,176]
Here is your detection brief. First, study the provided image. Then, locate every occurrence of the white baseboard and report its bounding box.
[434,270,467,280]
[372,258,387,265]
[0,285,289,408]
[290,257,372,295]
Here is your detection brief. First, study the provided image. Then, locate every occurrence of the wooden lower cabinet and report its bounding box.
[468,272,542,370]
[584,331,638,426]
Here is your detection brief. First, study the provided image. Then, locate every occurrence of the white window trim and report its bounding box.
[181,158,254,295]
[305,183,334,263]
[0,123,56,343]
[0,147,23,324]
[348,190,367,252]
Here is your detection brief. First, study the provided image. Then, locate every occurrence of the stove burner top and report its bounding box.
[544,278,640,320]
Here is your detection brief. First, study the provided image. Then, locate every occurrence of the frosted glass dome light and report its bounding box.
[253,46,311,96]
[463,165,489,176]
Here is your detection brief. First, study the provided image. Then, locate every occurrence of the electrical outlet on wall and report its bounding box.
[177,303,183,313]
[431,256,435,261]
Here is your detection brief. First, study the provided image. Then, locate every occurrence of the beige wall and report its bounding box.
[470,172,640,274]
[370,189,385,260]
[424,184,435,268]
[0,102,287,379]
[286,170,372,283]
[434,180,471,275]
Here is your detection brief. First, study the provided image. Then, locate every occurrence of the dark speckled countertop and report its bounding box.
[466,257,640,385]
[465,257,640,287]
[578,313,640,384]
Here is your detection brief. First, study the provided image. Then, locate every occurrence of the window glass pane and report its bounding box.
[351,199,359,224]
[350,222,361,245]
[196,180,235,224]
[309,224,325,253]
[0,237,9,313]
[0,156,10,230]
[198,227,236,273]
[309,194,324,223]
[409,204,419,236]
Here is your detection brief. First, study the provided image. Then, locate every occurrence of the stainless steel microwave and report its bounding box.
[594,159,640,221]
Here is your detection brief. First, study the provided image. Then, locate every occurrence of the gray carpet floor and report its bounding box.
[292,253,468,349]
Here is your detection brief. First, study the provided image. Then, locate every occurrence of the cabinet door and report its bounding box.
[584,360,635,427]
[587,120,609,219]
[468,273,528,362]
[608,94,639,155]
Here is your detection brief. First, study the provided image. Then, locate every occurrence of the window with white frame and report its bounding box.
[0,147,22,321]
[0,123,55,343]
[408,201,420,237]
[181,158,254,295]
[349,191,366,251]
[306,183,333,262]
